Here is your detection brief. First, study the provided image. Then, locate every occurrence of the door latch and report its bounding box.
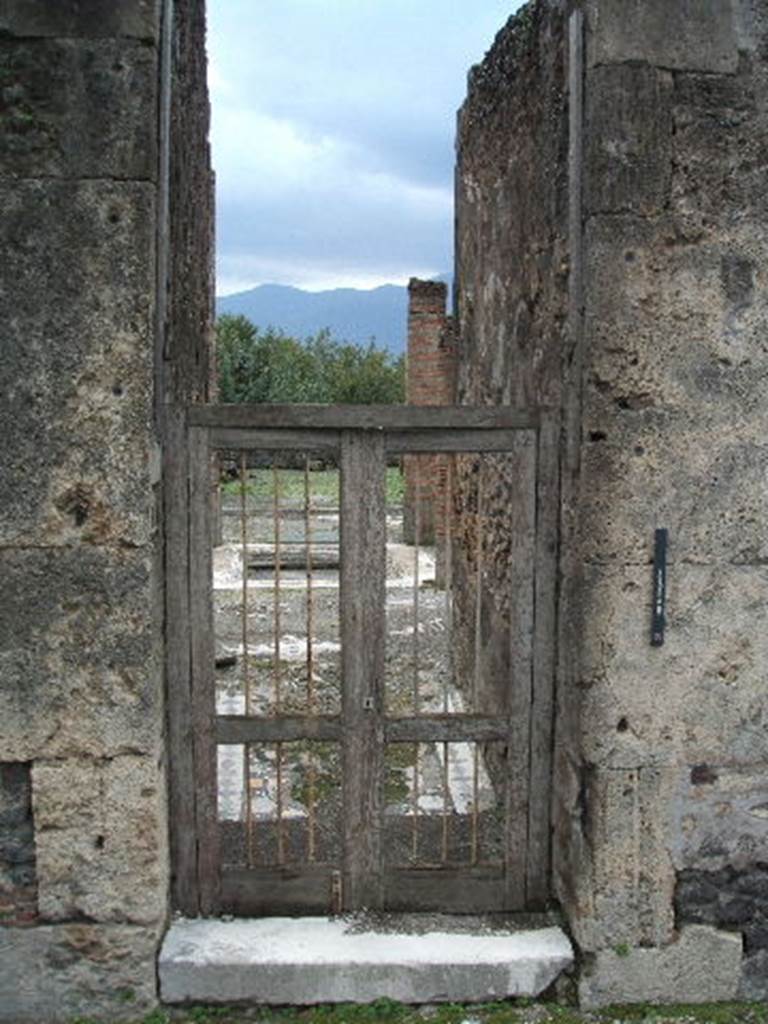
[330,870,343,915]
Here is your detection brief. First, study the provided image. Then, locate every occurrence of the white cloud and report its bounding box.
[207,0,523,292]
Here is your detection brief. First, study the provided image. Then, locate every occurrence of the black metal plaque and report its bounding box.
[651,528,668,647]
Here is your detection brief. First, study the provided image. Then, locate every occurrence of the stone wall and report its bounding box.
[0,0,214,1019]
[455,0,768,1005]
[455,0,571,909]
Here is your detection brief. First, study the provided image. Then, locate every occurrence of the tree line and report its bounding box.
[216,314,404,405]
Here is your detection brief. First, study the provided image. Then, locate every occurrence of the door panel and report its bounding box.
[179,406,550,916]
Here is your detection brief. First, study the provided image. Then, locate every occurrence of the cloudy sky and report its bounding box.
[208,1,523,295]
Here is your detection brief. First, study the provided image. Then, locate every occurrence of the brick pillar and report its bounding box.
[403,280,456,580]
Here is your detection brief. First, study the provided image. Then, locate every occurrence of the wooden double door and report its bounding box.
[168,404,556,917]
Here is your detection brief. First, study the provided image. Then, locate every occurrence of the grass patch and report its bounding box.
[222,468,405,506]
[70,999,768,1024]
[599,1004,768,1024]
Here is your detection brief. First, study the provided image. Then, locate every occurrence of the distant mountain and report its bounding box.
[216,283,407,354]
[216,277,452,356]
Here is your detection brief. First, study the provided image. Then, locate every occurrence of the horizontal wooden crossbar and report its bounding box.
[219,864,506,915]
[188,403,541,431]
[216,713,509,745]
[210,426,532,453]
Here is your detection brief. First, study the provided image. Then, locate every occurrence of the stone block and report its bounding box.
[577,766,676,948]
[160,918,574,1005]
[585,64,672,217]
[581,215,768,564]
[0,547,163,761]
[740,949,768,1001]
[670,70,768,235]
[0,38,157,180]
[0,1,159,40]
[584,216,768,418]
[579,924,743,1008]
[668,764,768,874]
[0,923,161,1023]
[0,180,156,547]
[576,565,768,767]
[585,0,740,73]
[577,429,768,565]
[32,756,168,926]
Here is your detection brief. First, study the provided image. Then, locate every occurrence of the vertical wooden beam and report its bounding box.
[526,415,560,905]
[549,6,586,908]
[340,430,386,910]
[188,424,220,914]
[504,431,537,909]
[164,406,198,914]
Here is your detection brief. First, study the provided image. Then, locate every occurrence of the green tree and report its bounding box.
[215,314,404,405]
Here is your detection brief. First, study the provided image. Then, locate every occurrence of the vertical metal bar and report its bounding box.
[273,460,285,864]
[442,457,454,863]
[273,460,283,710]
[413,469,421,713]
[444,741,450,860]
[471,460,484,865]
[305,457,317,862]
[444,457,454,709]
[240,453,251,714]
[240,453,255,866]
[411,470,421,861]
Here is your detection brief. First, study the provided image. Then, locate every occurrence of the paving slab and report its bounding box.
[159,916,573,1005]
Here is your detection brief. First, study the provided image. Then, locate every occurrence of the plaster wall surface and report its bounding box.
[455,0,768,1004]
[0,0,214,1019]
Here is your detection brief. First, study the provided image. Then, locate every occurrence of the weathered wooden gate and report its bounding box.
[167,405,556,917]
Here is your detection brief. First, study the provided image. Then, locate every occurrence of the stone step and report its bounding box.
[159,916,574,1005]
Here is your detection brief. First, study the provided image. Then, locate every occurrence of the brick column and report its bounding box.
[403,280,456,580]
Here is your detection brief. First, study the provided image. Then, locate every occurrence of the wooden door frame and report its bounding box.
[165,404,557,916]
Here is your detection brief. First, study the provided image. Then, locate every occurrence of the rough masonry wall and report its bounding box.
[0,1,214,1019]
[574,0,768,1003]
[455,0,768,1004]
[455,0,572,907]
[455,3,570,414]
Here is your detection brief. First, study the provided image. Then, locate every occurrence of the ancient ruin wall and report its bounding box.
[456,0,768,1004]
[575,0,768,1003]
[455,0,572,907]
[0,1,214,1019]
